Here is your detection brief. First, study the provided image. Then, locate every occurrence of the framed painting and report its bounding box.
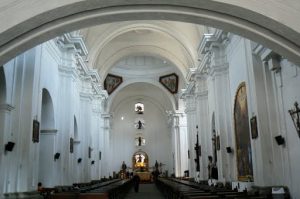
[32,120,40,143]
[88,147,92,159]
[70,137,74,153]
[216,135,220,151]
[234,82,253,181]
[250,116,258,139]
[104,74,123,95]
[159,73,179,94]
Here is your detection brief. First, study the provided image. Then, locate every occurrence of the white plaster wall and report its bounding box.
[110,99,173,175]
[226,36,300,197]
[0,37,105,194]
[271,59,300,197]
[226,36,250,182]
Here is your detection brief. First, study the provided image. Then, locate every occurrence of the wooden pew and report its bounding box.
[51,192,79,199]
[79,193,108,199]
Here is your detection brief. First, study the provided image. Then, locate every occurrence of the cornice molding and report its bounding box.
[195,90,208,99]
[209,63,229,77]
[101,113,112,119]
[56,32,88,57]
[0,104,14,111]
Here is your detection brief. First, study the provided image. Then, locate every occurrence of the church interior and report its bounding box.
[0,1,300,198]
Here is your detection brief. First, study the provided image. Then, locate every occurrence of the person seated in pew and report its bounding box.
[37,182,43,192]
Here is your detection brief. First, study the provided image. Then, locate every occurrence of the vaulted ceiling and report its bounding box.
[79,20,205,112]
[81,20,204,80]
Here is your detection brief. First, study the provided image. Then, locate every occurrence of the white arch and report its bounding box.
[88,22,197,69]
[41,88,55,130]
[98,45,188,81]
[107,80,177,113]
[0,2,300,65]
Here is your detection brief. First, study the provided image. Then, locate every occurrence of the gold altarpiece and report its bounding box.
[132,150,151,181]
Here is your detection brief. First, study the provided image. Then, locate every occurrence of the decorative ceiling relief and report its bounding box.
[104,74,123,95]
[134,118,145,129]
[135,102,144,114]
[159,73,179,94]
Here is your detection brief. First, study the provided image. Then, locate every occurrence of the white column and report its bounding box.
[184,95,197,179]
[195,74,209,180]
[209,43,233,182]
[90,99,102,180]
[172,112,188,177]
[101,113,111,178]
[0,104,14,194]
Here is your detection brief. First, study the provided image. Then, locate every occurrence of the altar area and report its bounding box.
[132,150,151,182]
[134,171,151,181]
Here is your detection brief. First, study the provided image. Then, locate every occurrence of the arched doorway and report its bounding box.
[0,2,300,66]
[38,88,56,187]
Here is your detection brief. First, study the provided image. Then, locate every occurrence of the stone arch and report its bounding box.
[0,1,300,66]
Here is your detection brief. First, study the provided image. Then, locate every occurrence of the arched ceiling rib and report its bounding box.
[109,82,175,115]
[81,21,203,79]
[0,1,300,65]
[96,45,189,83]
[83,21,202,69]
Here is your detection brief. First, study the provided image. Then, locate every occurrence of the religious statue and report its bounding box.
[121,161,127,172]
[138,137,142,146]
[138,120,142,129]
[155,160,159,171]
[208,156,218,179]
[136,105,143,114]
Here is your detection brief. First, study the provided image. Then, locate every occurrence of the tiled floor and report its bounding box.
[124,183,165,199]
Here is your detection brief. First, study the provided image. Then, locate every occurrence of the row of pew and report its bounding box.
[41,178,133,199]
[156,178,268,199]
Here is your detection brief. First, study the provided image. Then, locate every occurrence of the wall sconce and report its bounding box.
[275,135,285,146]
[77,158,82,163]
[226,147,232,153]
[5,142,15,152]
[54,152,60,161]
[91,160,95,165]
[288,101,300,137]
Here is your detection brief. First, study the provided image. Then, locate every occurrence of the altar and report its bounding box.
[134,172,151,181]
[132,150,151,181]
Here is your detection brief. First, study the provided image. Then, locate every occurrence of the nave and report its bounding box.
[1,1,300,198]
[124,184,164,199]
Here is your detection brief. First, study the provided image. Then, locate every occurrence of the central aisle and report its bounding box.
[124,183,165,199]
